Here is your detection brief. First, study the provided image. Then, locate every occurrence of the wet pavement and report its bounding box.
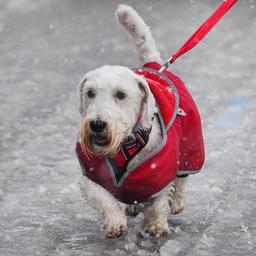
[0,0,256,255]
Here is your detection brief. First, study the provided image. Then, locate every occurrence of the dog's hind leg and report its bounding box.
[168,177,188,214]
[116,5,162,65]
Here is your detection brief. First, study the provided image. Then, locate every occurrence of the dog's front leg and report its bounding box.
[143,192,171,236]
[79,176,127,238]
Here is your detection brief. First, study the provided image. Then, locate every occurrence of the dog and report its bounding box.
[76,5,204,238]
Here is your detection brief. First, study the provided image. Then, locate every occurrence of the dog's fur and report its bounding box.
[78,5,187,238]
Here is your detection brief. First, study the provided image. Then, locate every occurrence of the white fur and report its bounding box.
[78,4,187,238]
[79,176,127,238]
[79,65,156,131]
[143,193,172,236]
[170,177,188,214]
[116,5,162,66]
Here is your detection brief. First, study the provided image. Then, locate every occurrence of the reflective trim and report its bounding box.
[177,169,201,176]
[105,158,119,186]
[149,181,175,199]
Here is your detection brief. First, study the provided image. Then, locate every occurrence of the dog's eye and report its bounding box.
[115,91,126,100]
[87,89,96,98]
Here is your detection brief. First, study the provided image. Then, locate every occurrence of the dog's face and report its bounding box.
[78,65,155,157]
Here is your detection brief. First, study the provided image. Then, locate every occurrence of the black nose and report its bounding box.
[90,119,107,133]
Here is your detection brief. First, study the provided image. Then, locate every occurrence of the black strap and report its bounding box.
[108,127,151,184]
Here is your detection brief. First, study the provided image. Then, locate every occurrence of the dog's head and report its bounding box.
[78,65,156,157]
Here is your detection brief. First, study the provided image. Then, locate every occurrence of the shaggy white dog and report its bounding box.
[78,5,187,238]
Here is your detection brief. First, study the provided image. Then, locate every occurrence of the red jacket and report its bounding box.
[76,62,204,204]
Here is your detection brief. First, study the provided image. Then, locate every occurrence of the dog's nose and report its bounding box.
[90,119,107,133]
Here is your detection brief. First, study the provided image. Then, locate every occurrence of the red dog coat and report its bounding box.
[76,62,205,204]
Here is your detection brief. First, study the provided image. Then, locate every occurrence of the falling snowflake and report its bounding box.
[150,163,157,169]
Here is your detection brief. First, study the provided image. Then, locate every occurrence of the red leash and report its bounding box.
[159,0,238,72]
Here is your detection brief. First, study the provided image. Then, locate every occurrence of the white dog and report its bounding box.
[76,5,204,238]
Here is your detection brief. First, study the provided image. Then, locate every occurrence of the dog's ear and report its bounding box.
[78,76,87,114]
[135,76,156,129]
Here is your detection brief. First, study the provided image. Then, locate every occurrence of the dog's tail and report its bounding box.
[116,5,162,65]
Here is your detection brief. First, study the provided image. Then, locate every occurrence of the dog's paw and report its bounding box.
[104,216,127,238]
[144,223,172,237]
[125,204,144,217]
[170,194,186,215]
[105,223,127,238]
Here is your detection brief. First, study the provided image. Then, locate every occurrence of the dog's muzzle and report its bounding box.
[89,119,109,147]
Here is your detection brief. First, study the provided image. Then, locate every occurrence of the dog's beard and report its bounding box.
[79,119,131,157]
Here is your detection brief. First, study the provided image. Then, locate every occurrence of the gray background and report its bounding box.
[0,0,255,255]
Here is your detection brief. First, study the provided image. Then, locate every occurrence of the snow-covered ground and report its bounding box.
[0,0,255,255]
